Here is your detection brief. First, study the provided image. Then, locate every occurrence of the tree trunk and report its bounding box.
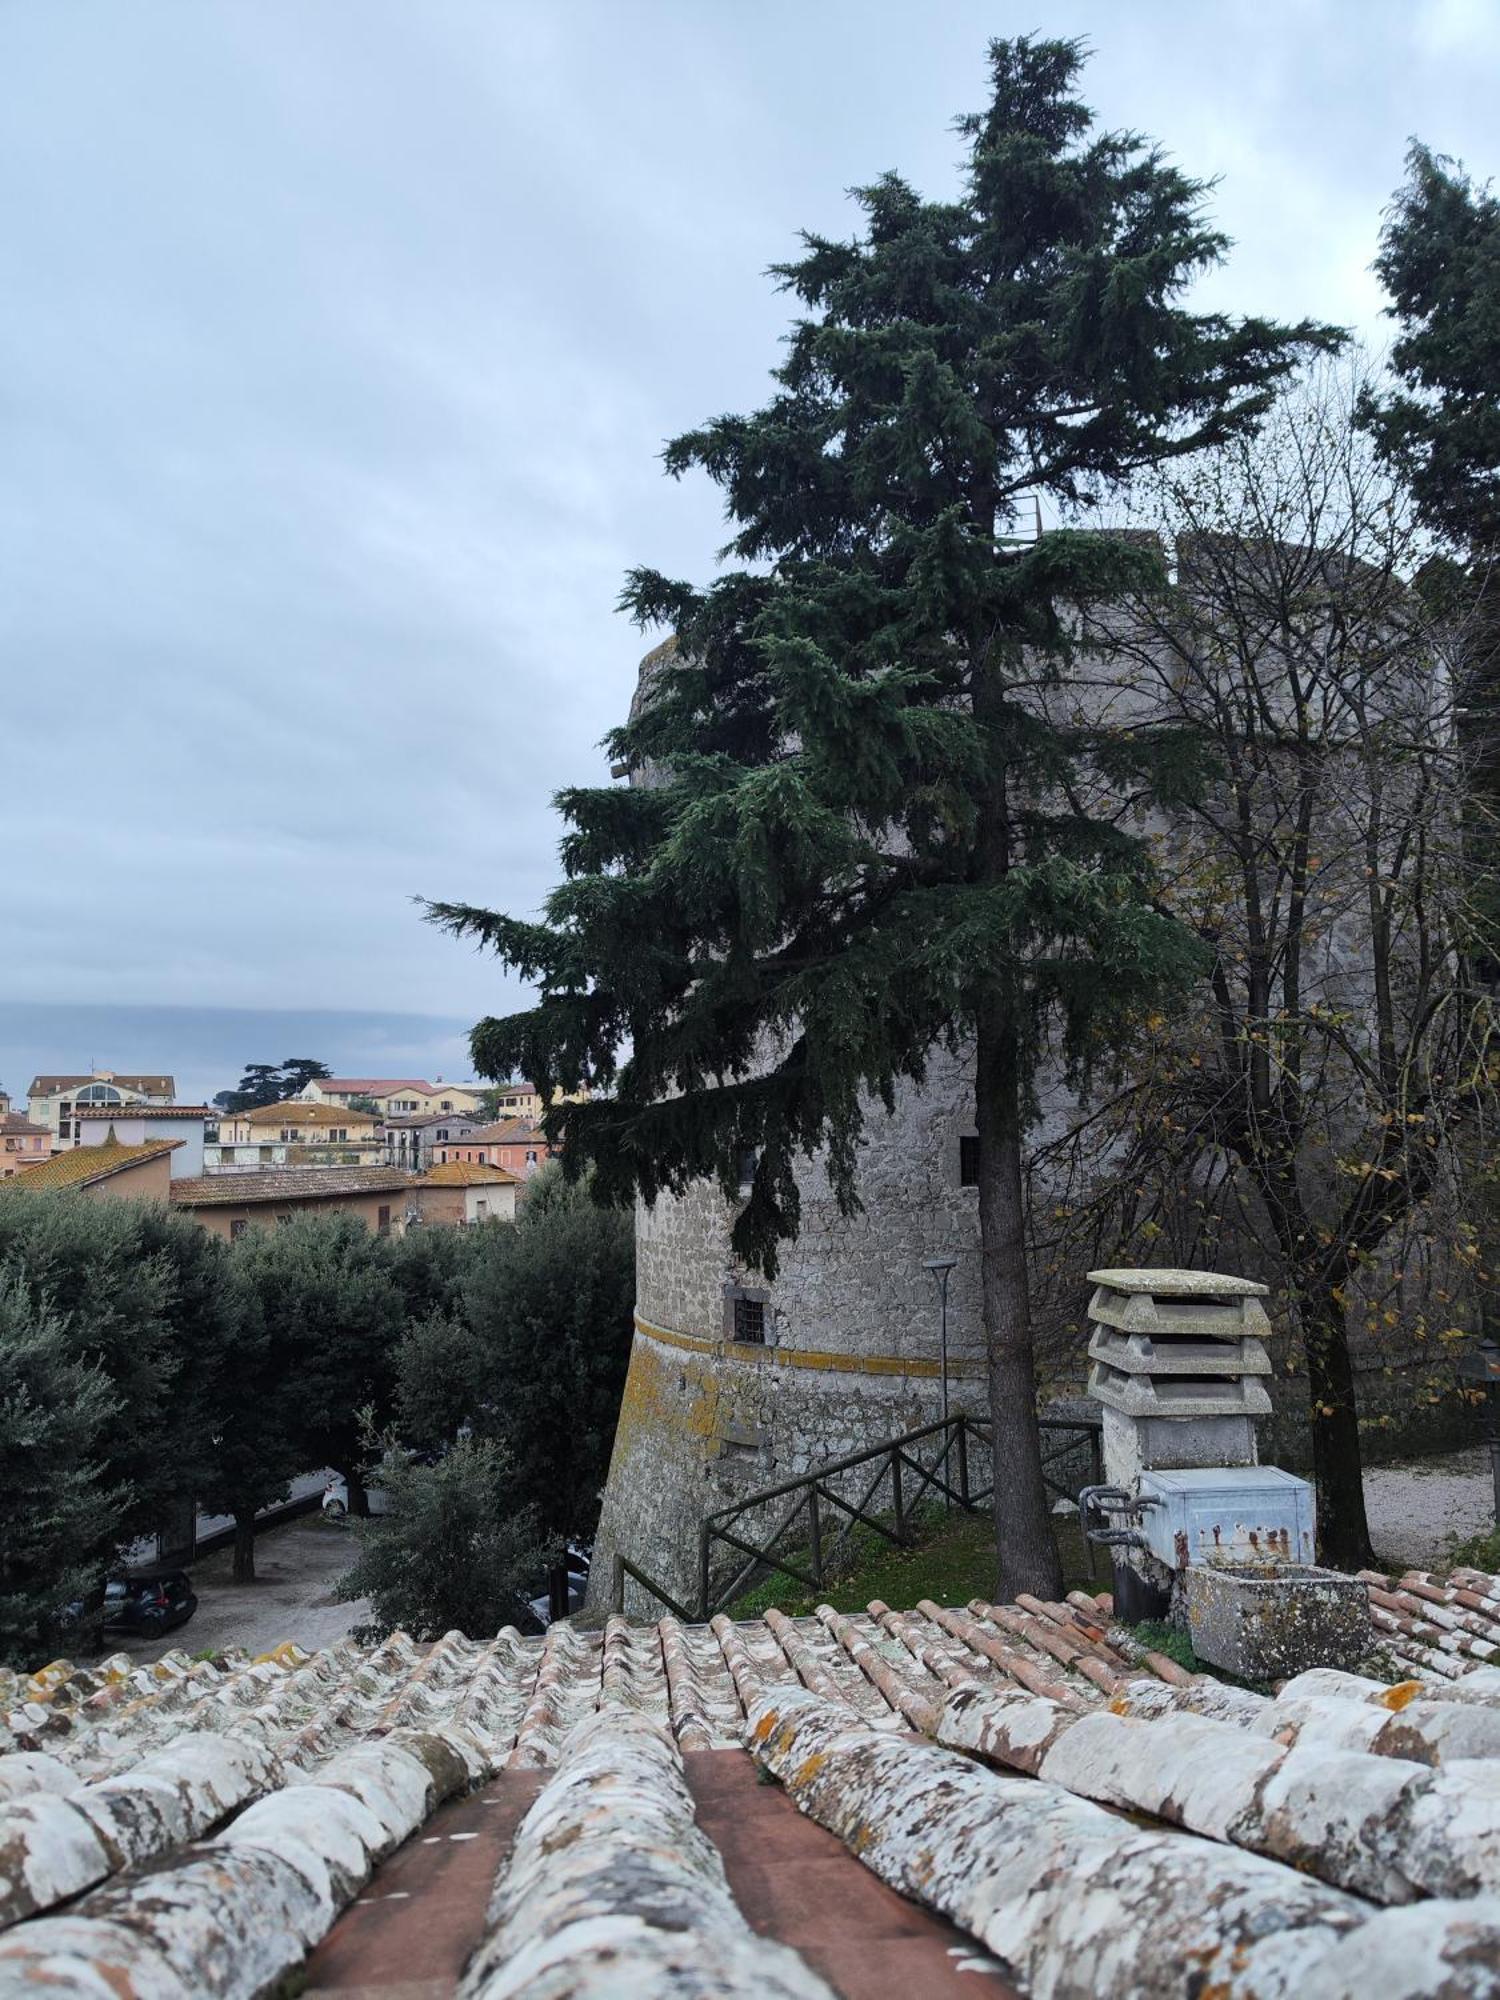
[232,1511,257,1584]
[337,1464,370,1519]
[976,995,1062,1599]
[1299,1277,1375,1570]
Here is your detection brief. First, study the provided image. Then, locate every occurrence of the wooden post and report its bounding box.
[957,1418,970,1509]
[807,1486,823,1587]
[611,1552,625,1615]
[698,1525,712,1622]
[891,1452,905,1544]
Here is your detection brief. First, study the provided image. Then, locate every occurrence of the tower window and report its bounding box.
[733,1295,766,1344]
[959,1134,980,1187]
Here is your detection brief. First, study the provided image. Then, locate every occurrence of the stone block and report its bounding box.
[1089,1362,1272,1421]
[1185,1563,1373,1681]
[1101,1404,1258,1486]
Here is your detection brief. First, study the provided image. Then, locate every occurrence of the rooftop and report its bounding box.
[421,1160,521,1186]
[27,1072,175,1098]
[171,1166,414,1207]
[454,1119,546,1145]
[241,1101,377,1129]
[0,1139,181,1191]
[311,1079,481,1098]
[3,1562,1500,1996]
[75,1103,213,1122]
[0,1113,48,1137]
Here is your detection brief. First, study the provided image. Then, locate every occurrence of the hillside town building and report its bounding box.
[1,1136,180,1201]
[204,1099,381,1170]
[25,1070,175,1146]
[381,1109,482,1173]
[432,1117,552,1176]
[74,1103,211,1177]
[0,1112,51,1178]
[169,1164,416,1238]
[414,1157,521,1226]
[300,1077,484,1116]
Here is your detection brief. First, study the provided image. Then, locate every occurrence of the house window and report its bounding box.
[726,1288,769,1344]
[230,1218,248,1241]
[736,1145,758,1192]
[959,1134,980,1187]
[377,1204,391,1236]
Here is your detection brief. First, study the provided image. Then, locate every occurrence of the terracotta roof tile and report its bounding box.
[3,1567,1500,1994]
[0,1141,180,1192]
[420,1161,521,1186]
[170,1166,413,1206]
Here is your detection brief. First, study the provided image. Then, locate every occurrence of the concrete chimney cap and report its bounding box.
[1087,1268,1269,1299]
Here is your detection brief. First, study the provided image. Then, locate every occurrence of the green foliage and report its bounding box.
[390,1170,635,1542]
[1364,145,1500,557]
[461,1170,635,1542]
[335,1429,540,1642]
[219,1058,331,1113]
[429,35,1335,1278]
[0,1196,238,1545]
[0,1272,124,1667]
[231,1214,406,1506]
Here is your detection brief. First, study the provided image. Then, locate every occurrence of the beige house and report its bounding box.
[170,1165,415,1240]
[2,1137,180,1201]
[414,1159,520,1227]
[26,1070,175,1147]
[486,1080,590,1125]
[206,1100,381,1170]
[301,1078,484,1117]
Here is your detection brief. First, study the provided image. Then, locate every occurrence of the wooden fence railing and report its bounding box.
[609,1410,1101,1623]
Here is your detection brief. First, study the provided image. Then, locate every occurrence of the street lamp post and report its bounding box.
[922,1255,959,1506]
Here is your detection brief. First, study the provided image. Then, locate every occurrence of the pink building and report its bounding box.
[1,1112,51,1178]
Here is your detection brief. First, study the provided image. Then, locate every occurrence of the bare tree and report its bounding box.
[1042,362,1497,1568]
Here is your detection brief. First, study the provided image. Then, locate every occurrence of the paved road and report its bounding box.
[115,1512,371,1664]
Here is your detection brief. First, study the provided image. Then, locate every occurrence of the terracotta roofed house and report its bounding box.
[301,1078,484,1116]
[205,1100,382,1171]
[25,1071,175,1148]
[0,1112,51,1179]
[414,1158,521,1227]
[432,1118,554,1177]
[1,1137,180,1201]
[170,1163,415,1240]
[6,1560,1500,1995]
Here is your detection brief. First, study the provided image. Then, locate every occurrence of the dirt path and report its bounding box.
[115,1512,370,1665]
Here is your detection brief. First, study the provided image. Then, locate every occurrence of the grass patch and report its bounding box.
[723,1501,1102,1621]
[1445,1524,1500,1572]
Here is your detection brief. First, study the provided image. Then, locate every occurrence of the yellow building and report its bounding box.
[206,1100,382,1169]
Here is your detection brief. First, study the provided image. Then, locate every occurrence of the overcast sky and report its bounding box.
[3,0,1497,1049]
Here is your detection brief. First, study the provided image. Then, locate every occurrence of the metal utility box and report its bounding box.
[1135,1465,1315,1570]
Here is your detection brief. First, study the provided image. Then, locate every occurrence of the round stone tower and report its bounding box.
[589,642,996,1611]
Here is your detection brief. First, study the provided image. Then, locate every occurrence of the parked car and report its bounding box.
[101,1572,198,1639]
[524,1543,592,1629]
[320,1474,392,1518]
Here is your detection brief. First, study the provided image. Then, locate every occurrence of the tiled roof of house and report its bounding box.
[381,1110,482,1130]
[421,1160,521,1186]
[455,1119,546,1145]
[170,1166,414,1207]
[5,1567,1500,1995]
[316,1077,434,1093]
[0,1113,48,1137]
[75,1104,212,1122]
[241,1101,376,1129]
[0,1140,180,1191]
[27,1073,174,1097]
